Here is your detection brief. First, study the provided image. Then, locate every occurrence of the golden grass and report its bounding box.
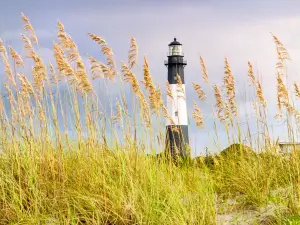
[192,82,206,101]
[199,55,209,84]
[88,32,117,80]
[192,101,204,128]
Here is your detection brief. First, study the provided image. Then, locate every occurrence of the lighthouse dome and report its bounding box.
[168,38,182,46]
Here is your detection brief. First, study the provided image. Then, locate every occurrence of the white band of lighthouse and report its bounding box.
[166,84,188,126]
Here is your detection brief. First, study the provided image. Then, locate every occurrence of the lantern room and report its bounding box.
[168,38,183,56]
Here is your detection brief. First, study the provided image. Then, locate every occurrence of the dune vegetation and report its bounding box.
[1,13,300,224]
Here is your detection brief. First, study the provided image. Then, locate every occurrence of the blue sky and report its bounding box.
[1,0,300,156]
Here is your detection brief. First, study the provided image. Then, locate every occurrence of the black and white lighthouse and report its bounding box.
[165,38,189,158]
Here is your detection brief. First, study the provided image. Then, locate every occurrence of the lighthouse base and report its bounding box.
[165,125,189,159]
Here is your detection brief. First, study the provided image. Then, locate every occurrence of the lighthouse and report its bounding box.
[165,38,189,158]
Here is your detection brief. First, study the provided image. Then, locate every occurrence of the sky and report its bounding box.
[1,0,300,156]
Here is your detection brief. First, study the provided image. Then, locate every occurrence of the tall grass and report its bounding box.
[0,13,300,224]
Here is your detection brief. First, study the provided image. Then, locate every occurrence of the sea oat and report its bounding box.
[162,105,175,125]
[90,56,114,80]
[122,62,150,126]
[112,102,122,123]
[247,61,256,86]
[256,80,266,106]
[128,37,138,68]
[294,82,300,99]
[142,56,162,113]
[0,94,4,116]
[121,62,140,95]
[271,33,290,63]
[166,81,174,100]
[0,39,7,56]
[21,12,38,45]
[277,72,288,102]
[18,73,35,96]
[88,33,117,79]
[53,43,79,86]
[21,34,35,57]
[271,33,290,78]
[148,85,163,114]
[1,55,16,87]
[31,53,47,87]
[192,101,204,128]
[99,63,114,80]
[49,61,62,84]
[4,83,17,123]
[18,74,35,116]
[223,57,236,115]
[21,35,47,93]
[56,23,92,93]
[213,85,225,122]
[57,21,77,58]
[223,102,232,125]
[139,92,151,127]
[143,56,153,91]
[75,59,93,93]
[176,74,185,100]
[57,21,65,33]
[275,94,283,120]
[276,72,293,116]
[170,126,180,133]
[89,56,101,77]
[9,46,24,67]
[192,82,206,101]
[200,56,209,84]
[37,101,46,121]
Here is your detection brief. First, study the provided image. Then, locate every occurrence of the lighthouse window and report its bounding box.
[169,45,183,56]
[175,111,178,116]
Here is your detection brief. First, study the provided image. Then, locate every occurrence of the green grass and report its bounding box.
[284,216,300,225]
[0,145,217,224]
[1,143,300,224]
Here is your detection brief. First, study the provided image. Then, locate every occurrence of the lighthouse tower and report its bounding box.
[164,38,189,158]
